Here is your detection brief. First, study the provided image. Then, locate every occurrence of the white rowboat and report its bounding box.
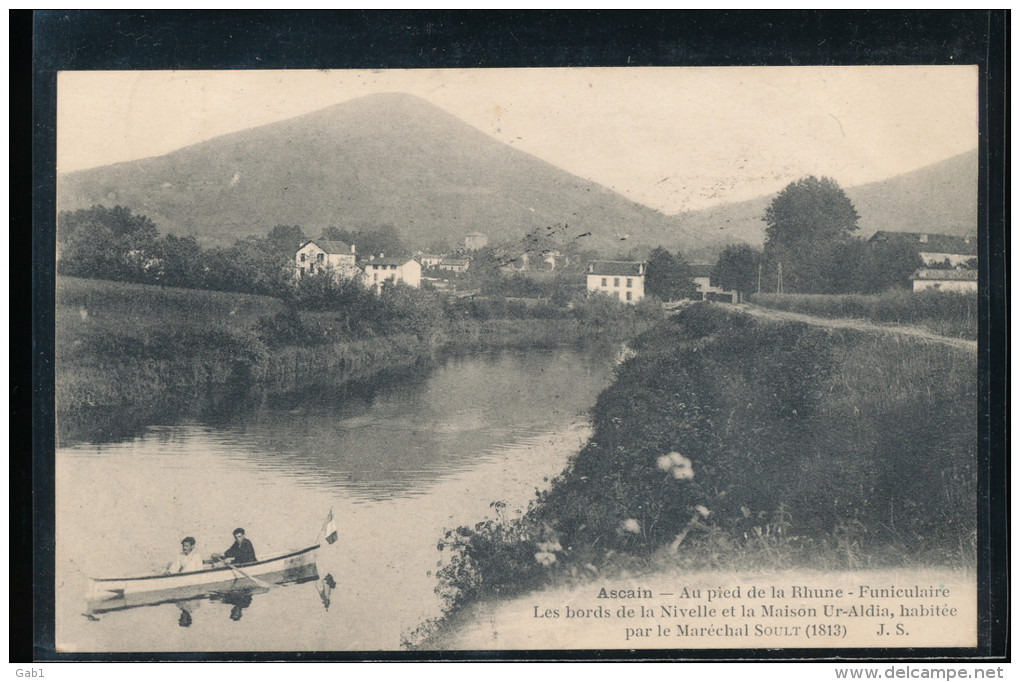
[85,544,320,614]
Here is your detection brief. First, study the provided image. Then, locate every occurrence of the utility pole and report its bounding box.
[776,261,783,294]
[757,262,762,295]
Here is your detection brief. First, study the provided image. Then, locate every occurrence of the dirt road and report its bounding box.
[735,304,977,353]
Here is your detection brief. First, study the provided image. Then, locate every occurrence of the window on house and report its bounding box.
[626,291,632,301]
[317,253,324,262]
[614,278,620,287]
[626,278,632,287]
[300,254,306,262]
[374,273,378,282]
[601,277,607,287]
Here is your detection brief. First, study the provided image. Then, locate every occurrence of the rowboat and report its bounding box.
[85,544,320,615]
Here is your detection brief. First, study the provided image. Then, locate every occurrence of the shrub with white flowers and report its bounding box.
[656,451,694,480]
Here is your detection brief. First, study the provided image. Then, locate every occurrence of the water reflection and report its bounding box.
[315,573,337,611]
[213,587,265,622]
[96,572,316,633]
[58,347,618,651]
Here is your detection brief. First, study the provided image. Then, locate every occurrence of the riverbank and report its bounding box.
[56,277,657,444]
[413,302,977,647]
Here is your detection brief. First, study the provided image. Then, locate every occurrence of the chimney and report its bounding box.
[380,253,385,259]
[351,244,356,254]
[369,255,375,261]
[919,234,929,243]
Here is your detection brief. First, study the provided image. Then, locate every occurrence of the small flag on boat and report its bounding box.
[323,509,338,545]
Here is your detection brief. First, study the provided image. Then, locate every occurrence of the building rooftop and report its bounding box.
[362,256,417,266]
[587,261,645,276]
[303,239,354,254]
[867,231,977,256]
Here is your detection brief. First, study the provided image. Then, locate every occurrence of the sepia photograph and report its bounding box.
[25,10,1005,666]
[51,65,982,654]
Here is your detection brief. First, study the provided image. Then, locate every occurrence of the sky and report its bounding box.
[57,67,979,214]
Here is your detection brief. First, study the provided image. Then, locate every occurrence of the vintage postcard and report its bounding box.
[48,64,987,657]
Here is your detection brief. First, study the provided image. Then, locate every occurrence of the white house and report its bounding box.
[295,240,358,280]
[586,261,646,303]
[361,255,422,293]
[909,268,978,293]
[690,264,743,303]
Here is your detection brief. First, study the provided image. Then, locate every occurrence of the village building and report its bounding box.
[689,263,744,303]
[295,239,358,280]
[361,255,422,293]
[438,258,470,273]
[867,231,977,268]
[418,253,469,272]
[586,261,646,303]
[909,268,978,293]
[464,232,489,251]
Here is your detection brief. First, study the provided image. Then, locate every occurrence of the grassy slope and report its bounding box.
[419,303,977,640]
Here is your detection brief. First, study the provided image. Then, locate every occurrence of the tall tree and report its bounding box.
[57,205,160,282]
[645,246,696,301]
[711,244,762,297]
[763,176,860,293]
[266,224,306,257]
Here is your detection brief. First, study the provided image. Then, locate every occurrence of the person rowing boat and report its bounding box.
[210,527,257,565]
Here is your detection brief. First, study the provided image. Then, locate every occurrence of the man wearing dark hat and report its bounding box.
[215,527,257,565]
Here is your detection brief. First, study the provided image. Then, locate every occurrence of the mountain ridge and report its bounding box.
[58,93,978,258]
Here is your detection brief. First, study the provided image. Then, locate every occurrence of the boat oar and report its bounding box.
[217,560,274,590]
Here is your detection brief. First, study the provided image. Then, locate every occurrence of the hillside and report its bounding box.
[58,93,978,258]
[57,93,696,257]
[670,148,979,247]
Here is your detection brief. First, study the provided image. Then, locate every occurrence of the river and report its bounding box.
[54,346,617,652]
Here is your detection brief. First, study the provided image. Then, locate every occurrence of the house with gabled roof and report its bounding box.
[361,254,422,294]
[586,261,645,303]
[295,239,359,281]
[867,231,977,268]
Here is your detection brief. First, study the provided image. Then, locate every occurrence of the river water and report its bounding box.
[54,346,617,652]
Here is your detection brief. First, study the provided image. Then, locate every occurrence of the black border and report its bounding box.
[22,9,1008,663]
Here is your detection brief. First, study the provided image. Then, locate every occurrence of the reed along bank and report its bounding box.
[419,302,976,638]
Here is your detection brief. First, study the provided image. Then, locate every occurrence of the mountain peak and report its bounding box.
[57,92,685,254]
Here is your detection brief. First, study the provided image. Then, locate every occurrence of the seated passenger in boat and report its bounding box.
[165,536,205,574]
[212,528,257,565]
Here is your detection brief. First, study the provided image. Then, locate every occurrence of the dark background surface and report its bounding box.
[17,9,1007,662]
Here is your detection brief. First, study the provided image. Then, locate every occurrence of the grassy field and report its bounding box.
[56,277,286,442]
[750,288,978,339]
[422,302,977,630]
